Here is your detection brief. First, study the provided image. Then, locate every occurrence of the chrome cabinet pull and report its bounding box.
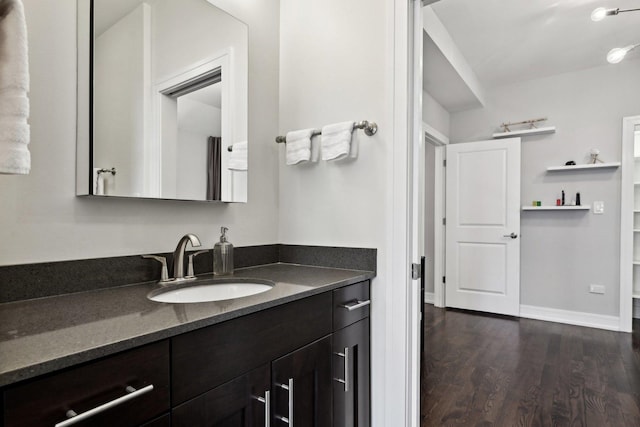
[340,299,371,311]
[503,232,518,239]
[334,347,350,392]
[252,390,271,427]
[274,378,294,425]
[54,384,154,427]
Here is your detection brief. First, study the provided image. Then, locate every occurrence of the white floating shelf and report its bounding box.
[634,261,640,265]
[493,126,556,139]
[633,293,640,299]
[546,162,621,172]
[522,205,590,211]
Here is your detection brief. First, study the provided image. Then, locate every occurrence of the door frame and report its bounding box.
[384,0,420,425]
[422,123,448,308]
[620,115,640,333]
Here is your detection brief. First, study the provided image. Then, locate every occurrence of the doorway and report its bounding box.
[420,124,447,308]
[620,116,640,332]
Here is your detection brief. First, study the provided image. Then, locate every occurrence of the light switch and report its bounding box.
[593,201,604,214]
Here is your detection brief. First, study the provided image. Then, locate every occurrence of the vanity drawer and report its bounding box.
[333,280,370,330]
[3,340,170,427]
[171,292,332,405]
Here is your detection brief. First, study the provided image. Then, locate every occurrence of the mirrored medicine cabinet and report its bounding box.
[76,0,248,202]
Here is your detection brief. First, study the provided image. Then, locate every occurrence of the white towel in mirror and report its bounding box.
[228,141,248,171]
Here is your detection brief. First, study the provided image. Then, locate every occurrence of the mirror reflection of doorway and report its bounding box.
[175,81,223,200]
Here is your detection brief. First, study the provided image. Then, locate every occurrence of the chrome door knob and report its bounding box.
[503,232,518,239]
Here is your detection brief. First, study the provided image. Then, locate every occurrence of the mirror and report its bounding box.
[77,0,248,202]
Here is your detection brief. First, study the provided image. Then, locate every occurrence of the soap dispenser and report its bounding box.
[213,226,234,275]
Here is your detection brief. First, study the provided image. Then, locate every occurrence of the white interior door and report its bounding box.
[445,138,521,316]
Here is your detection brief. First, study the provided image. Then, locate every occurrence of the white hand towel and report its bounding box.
[321,121,355,161]
[228,141,248,171]
[286,128,317,165]
[0,0,31,175]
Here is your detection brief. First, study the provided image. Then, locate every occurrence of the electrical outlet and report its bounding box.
[593,201,604,214]
[589,284,605,294]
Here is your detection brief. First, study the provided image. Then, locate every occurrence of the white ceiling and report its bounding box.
[94,0,145,37]
[423,33,483,112]
[429,0,640,89]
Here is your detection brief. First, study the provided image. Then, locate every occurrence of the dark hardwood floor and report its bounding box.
[421,305,640,427]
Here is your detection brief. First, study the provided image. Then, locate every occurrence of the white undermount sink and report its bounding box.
[148,278,274,303]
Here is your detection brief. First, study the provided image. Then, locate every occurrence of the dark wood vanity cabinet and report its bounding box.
[331,281,371,427]
[2,341,170,427]
[1,280,371,427]
[170,280,370,427]
[333,319,371,427]
[171,292,333,406]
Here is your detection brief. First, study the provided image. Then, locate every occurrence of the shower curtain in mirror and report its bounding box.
[207,136,222,200]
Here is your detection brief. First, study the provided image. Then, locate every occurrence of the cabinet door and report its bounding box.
[333,318,370,427]
[172,364,270,427]
[272,336,332,427]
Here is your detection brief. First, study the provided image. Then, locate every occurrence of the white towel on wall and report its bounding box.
[286,128,317,165]
[321,121,355,161]
[228,141,248,171]
[0,0,30,175]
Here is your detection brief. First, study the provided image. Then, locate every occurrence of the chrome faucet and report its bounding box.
[173,234,202,281]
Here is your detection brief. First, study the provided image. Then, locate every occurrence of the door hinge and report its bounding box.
[442,218,446,226]
[442,276,446,284]
[443,159,447,167]
[411,263,421,280]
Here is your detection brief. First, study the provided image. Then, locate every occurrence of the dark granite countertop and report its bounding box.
[0,263,374,388]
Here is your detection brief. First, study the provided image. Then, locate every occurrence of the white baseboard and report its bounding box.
[634,299,640,319]
[520,304,620,332]
[424,292,435,304]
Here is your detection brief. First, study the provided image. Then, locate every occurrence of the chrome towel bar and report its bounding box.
[275,120,377,144]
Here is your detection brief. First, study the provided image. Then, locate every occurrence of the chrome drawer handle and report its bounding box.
[333,347,349,392]
[340,299,371,311]
[275,378,294,425]
[54,384,154,427]
[252,390,271,427]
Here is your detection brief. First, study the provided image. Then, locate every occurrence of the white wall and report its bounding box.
[450,59,640,317]
[278,0,395,424]
[0,0,279,266]
[423,90,450,138]
[94,4,148,197]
